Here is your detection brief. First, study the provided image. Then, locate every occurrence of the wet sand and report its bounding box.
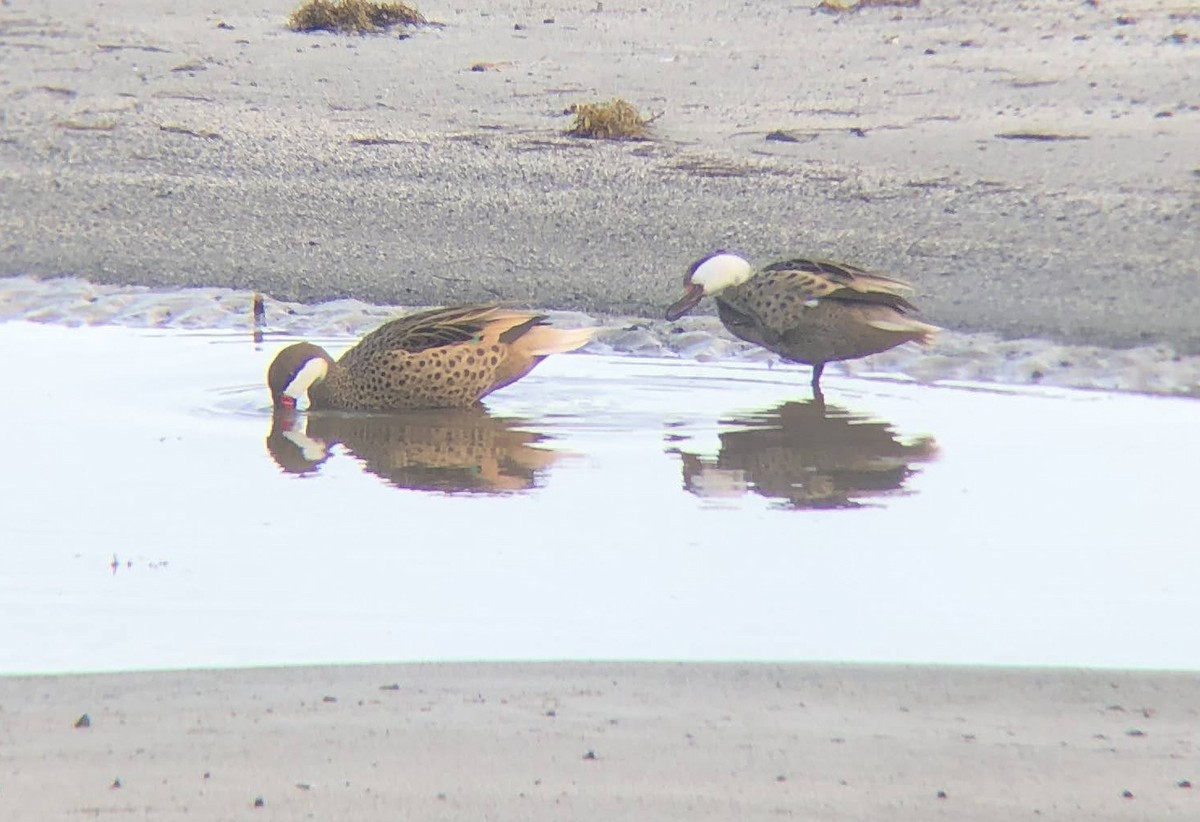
[3,663,1198,821]
[0,0,1198,351]
[5,273,1200,394]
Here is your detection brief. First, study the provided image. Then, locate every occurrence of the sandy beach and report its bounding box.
[1,0,1198,350]
[3,663,1197,820]
[2,0,1199,818]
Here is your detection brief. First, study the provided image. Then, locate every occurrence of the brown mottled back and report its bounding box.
[334,338,520,409]
[340,305,506,358]
[714,257,932,366]
[291,304,593,411]
[727,258,918,328]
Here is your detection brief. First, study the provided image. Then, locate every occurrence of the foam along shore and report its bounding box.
[2,274,1198,396]
[2,662,1197,821]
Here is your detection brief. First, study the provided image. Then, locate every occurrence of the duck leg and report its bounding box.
[810,362,825,393]
[810,363,826,412]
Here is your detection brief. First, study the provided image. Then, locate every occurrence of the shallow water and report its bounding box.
[3,322,1197,674]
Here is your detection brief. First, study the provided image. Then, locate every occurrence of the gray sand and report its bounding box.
[1,0,1198,351]
[4,662,1198,821]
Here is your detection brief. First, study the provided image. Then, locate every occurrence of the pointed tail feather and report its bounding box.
[483,325,595,397]
[479,309,545,339]
[517,325,595,356]
[866,317,939,346]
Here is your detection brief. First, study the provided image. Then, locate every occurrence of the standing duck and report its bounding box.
[267,304,593,411]
[665,251,938,394]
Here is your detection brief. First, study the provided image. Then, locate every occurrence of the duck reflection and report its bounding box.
[266,406,561,493]
[675,400,937,509]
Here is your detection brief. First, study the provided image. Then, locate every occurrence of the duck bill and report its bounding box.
[665,283,705,321]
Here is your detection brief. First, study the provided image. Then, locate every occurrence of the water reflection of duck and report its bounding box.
[267,305,593,411]
[665,252,938,396]
[676,400,937,509]
[266,406,561,493]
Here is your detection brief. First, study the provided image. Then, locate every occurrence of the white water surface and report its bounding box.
[1,322,1197,674]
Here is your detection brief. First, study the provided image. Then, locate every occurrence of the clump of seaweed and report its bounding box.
[288,0,425,33]
[817,0,919,12]
[566,98,653,140]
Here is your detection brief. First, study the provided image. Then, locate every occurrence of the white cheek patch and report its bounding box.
[282,358,328,412]
[692,253,752,294]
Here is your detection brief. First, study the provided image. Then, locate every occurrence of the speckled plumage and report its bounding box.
[714,258,932,364]
[667,254,938,392]
[267,305,593,411]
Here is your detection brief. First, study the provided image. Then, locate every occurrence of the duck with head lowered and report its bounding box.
[665,251,938,394]
[267,304,593,411]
